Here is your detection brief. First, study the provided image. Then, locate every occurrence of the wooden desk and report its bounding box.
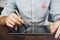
[0,25,59,40]
[8,33,53,40]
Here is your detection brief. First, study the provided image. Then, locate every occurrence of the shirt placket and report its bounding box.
[31,0,35,25]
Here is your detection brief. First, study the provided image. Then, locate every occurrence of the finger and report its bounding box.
[55,26,60,39]
[14,15,24,24]
[12,14,25,24]
[11,13,21,18]
[7,19,15,25]
[50,24,54,34]
[51,22,59,34]
[6,21,13,28]
[10,17,22,25]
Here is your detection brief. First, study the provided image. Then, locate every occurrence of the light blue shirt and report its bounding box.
[1,0,60,25]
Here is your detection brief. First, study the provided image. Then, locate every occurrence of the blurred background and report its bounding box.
[0,0,6,14]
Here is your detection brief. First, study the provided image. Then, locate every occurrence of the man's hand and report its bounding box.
[5,13,24,28]
[50,21,60,39]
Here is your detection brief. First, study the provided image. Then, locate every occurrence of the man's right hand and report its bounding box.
[5,13,24,28]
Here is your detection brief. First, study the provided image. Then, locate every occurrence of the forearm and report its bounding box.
[0,16,7,25]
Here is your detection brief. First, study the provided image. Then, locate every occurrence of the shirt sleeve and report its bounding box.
[0,0,16,17]
[49,0,60,22]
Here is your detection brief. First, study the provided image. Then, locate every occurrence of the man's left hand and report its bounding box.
[50,21,60,39]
